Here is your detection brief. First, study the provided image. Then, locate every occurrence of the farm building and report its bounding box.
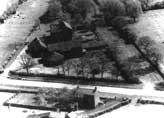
[47,20,73,43]
[26,21,82,66]
[47,40,82,59]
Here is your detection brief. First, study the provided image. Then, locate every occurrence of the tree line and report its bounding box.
[58,50,120,80]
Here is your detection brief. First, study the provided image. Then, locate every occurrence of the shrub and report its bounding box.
[119,61,141,83]
[111,16,132,31]
[137,36,163,66]
[120,27,137,44]
[139,0,151,11]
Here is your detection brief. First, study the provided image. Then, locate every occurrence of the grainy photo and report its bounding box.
[0,0,164,118]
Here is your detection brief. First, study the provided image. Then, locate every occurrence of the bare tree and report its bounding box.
[64,60,74,76]
[19,53,33,73]
[87,57,100,79]
[91,51,110,78]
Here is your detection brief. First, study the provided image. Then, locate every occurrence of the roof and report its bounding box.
[63,21,72,30]
[82,41,107,49]
[47,52,64,62]
[36,37,47,48]
[76,87,99,96]
[51,21,72,30]
[48,41,82,52]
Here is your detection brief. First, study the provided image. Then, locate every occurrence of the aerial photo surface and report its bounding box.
[1,0,164,118]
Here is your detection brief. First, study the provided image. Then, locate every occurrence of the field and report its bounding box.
[0,0,50,68]
[129,9,164,43]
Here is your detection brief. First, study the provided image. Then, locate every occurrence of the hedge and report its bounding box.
[137,98,164,105]
[9,70,127,83]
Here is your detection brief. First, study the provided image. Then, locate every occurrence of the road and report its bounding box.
[0,0,164,103]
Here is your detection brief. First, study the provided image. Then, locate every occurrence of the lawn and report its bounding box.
[129,9,164,43]
[128,8,164,84]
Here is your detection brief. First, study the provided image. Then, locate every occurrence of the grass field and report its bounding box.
[129,9,164,43]
[0,0,50,68]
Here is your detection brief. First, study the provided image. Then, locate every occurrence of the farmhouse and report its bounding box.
[26,21,83,66]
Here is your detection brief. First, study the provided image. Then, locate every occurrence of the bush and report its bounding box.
[119,61,141,83]
[138,0,164,11]
[150,1,164,10]
[120,27,137,44]
[139,0,151,11]
[111,16,132,31]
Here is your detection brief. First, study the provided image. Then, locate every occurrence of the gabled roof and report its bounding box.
[63,21,72,30]
[47,52,64,62]
[51,20,72,30]
[37,37,47,48]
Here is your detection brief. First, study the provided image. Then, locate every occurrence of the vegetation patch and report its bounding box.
[155,82,164,91]
[137,98,164,105]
